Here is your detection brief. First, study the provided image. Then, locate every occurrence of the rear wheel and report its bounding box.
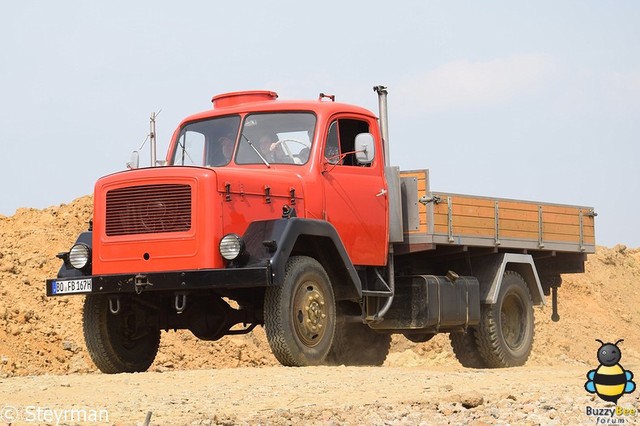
[476,271,534,368]
[264,256,336,366]
[83,295,160,374]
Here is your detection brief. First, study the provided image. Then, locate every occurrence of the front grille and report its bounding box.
[105,184,192,236]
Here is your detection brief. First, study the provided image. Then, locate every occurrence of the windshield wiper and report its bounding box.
[241,134,270,168]
[176,132,196,166]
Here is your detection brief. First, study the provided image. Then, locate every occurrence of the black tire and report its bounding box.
[450,329,487,368]
[83,295,160,374]
[325,318,391,366]
[476,271,534,368]
[264,256,336,366]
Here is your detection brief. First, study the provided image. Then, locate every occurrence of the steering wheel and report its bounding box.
[275,139,308,164]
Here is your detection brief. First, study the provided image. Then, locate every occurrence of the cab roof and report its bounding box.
[179,90,378,126]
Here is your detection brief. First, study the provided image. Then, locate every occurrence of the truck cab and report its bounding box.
[92,91,389,276]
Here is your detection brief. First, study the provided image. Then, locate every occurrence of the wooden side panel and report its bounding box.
[499,201,539,241]
[429,192,595,249]
[542,205,595,244]
[433,196,495,237]
[398,169,595,252]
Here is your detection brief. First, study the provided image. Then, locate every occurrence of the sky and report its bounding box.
[1,1,638,247]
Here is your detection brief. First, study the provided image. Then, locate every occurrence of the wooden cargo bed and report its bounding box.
[398,169,596,254]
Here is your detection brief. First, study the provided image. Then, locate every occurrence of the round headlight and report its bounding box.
[69,244,90,269]
[219,234,244,261]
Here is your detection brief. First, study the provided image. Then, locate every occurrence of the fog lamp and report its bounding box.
[219,234,244,261]
[69,244,91,269]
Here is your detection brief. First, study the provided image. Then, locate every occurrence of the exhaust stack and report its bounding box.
[373,85,390,167]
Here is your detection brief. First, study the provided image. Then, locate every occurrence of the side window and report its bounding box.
[324,122,341,164]
[324,118,370,166]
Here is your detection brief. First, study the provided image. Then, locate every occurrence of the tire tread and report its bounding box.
[83,295,160,374]
[450,329,487,368]
[264,256,335,366]
[475,271,534,368]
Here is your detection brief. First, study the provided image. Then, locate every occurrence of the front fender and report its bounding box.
[241,218,362,296]
[56,231,92,279]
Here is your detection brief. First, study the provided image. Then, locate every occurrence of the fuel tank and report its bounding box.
[370,274,480,332]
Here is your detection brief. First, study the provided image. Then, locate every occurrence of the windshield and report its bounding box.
[171,115,241,167]
[235,112,315,165]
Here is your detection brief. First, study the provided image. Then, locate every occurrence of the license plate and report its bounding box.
[52,278,92,294]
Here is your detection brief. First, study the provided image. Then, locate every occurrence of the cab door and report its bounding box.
[321,116,388,266]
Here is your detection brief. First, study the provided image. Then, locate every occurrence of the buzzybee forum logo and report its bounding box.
[585,339,636,403]
[584,339,637,423]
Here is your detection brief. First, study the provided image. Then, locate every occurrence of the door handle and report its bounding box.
[376,189,387,197]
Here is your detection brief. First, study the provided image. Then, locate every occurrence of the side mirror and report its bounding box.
[127,151,140,170]
[354,133,375,165]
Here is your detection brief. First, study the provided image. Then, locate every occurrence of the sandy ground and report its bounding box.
[1,196,639,424]
[1,365,638,425]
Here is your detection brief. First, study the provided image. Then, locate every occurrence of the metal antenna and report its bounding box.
[150,110,162,167]
[137,110,162,167]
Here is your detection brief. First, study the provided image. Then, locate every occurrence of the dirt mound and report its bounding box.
[0,195,638,377]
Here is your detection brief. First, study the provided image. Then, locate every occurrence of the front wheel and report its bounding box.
[476,271,534,368]
[83,295,160,373]
[264,256,336,366]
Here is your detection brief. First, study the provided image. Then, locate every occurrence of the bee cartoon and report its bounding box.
[585,339,636,403]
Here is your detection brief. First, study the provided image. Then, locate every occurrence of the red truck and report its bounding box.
[46,87,595,373]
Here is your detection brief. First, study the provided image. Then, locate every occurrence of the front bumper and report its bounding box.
[45,266,271,297]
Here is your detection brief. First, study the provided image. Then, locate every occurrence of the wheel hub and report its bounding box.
[293,283,327,346]
[501,294,525,349]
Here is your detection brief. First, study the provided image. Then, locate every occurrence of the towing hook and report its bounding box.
[174,293,187,314]
[109,296,121,315]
